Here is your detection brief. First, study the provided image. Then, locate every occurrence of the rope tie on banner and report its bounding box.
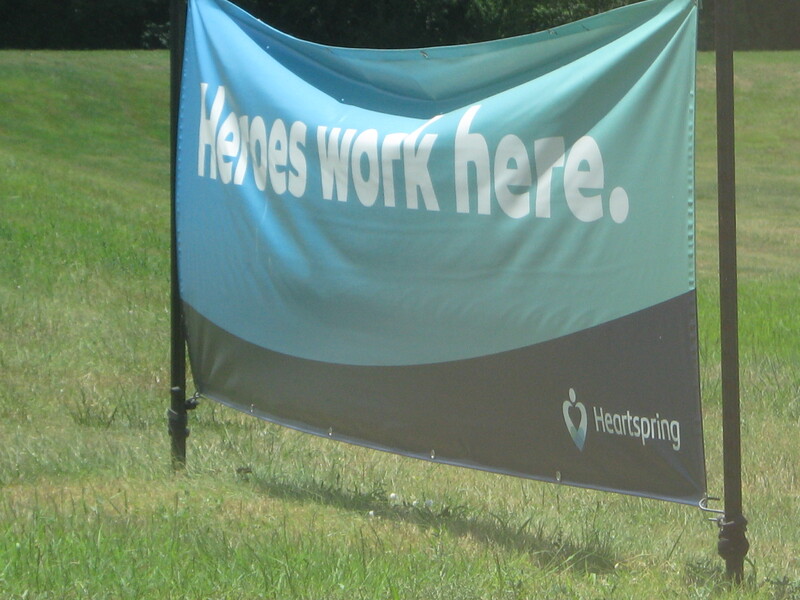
[167,390,200,438]
[185,391,201,411]
[700,496,749,572]
[717,514,749,562]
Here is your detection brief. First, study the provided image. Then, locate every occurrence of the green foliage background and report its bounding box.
[0,0,797,50]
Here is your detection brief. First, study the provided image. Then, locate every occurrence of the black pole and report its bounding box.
[714,0,749,581]
[169,0,190,469]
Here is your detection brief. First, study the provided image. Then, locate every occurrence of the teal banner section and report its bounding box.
[177,0,698,366]
[176,0,706,503]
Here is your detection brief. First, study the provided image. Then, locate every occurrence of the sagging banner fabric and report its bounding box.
[176,0,706,504]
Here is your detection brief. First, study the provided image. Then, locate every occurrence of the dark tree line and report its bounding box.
[0,0,796,50]
[231,0,638,48]
[696,0,800,51]
[0,0,170,49]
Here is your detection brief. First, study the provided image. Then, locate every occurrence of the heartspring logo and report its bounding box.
[562,388,683,452]
[562,388,588,451]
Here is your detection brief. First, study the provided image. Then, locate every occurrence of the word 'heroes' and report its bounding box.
[196,84,629,222]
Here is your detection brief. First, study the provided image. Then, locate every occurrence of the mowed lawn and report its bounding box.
[0,50,798,599]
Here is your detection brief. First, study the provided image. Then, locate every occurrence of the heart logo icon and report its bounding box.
[562,388,588,451]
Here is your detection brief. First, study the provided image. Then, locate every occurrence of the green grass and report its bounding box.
[1,50,799,599]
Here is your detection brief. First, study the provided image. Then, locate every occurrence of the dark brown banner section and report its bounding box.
[184,291,705,504]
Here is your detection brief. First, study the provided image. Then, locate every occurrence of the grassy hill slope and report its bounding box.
[0,50,798,599]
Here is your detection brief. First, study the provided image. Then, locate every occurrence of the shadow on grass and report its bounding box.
[246,472,618,574]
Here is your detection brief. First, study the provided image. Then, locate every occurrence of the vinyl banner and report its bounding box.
[176,0,706,503]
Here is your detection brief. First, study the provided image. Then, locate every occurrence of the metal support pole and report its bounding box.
[714,0,749,581]
[169,0,189,469]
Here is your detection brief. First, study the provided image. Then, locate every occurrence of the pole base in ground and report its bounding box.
[168,389,199,469]
[717,514,749,582]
